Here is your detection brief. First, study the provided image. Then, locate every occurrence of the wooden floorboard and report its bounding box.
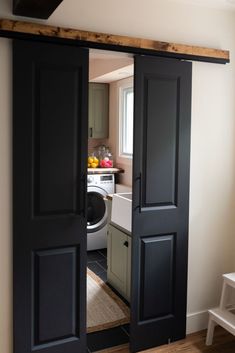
[95,327,235,353]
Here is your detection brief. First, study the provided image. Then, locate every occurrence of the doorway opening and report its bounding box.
[86,49,134,352]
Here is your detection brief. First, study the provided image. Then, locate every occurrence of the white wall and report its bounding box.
[1,1,235,351]
[109,76,133,187]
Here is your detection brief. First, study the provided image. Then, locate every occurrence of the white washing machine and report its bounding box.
[87,173,115,250]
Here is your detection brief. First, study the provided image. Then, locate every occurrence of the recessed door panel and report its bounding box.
[34,66,81,216]
[33,247,79,347]
[144,75,179,208]
[139,235,175,321]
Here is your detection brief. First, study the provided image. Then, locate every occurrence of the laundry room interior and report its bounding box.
[86,49,134,351]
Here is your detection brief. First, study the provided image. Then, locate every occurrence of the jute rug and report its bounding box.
[87,269,130,333]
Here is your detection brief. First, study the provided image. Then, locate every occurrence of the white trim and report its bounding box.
[186,310,209,334]
[115,76,134,166]
[119,85,133,158]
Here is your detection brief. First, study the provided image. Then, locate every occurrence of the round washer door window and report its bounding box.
[87,188,107,232]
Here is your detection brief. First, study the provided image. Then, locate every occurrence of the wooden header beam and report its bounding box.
[0,18,230,64]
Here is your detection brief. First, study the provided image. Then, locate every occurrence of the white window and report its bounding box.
[119,84,134,158]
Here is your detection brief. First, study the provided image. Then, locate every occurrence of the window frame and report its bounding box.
[118,80,134,160]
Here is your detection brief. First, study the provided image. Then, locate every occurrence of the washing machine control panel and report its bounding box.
[87,173,115,193]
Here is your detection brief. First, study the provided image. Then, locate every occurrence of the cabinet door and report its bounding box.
[107,225,128,298]
[89,83,109,138]
[126,236,132,301]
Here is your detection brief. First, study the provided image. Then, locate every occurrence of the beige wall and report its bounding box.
[187,59,235,331]
[0,38,12,353]
[1,1,235,351]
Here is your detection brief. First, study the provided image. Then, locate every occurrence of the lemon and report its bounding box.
[88,163,91,168]
[91,162,97,168]
[88,157,94,164]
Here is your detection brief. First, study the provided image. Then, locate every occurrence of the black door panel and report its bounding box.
[13,40,88,353]
[131,55,192,352]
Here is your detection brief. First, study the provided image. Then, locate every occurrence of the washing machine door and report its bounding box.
[87,186,108,233]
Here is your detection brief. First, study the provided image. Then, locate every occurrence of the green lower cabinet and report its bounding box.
[107,224,131,302]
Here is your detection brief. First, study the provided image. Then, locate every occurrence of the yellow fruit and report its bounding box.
[88,157,94,164]
[93,157,98,162]
[88,163,91,168]
[91,162,97,168]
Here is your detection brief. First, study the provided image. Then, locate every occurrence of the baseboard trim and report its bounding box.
[186,310,209,334]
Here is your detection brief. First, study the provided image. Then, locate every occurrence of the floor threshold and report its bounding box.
[92,327,235,353]
[94,343,129,353]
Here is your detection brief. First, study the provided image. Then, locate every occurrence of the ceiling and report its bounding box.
[90,64,134,83]
[89,49,133,83]
[90,49,132,60]
[171,0,235,9]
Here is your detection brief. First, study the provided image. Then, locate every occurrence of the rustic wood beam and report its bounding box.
[13,0,64,19]
[0,18,230,63]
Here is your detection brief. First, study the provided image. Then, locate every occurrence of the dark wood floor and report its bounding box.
[96,327,235,352]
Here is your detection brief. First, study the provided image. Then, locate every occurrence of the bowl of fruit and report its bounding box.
[88,155,99,168]
[99,156,113,168]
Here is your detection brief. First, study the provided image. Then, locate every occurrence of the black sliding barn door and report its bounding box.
[131,55,192,352]
[13,40,88,353]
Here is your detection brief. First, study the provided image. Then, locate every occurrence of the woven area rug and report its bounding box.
[87,269,130,333]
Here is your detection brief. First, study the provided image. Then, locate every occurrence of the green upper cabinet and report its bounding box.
[89,83,109,138]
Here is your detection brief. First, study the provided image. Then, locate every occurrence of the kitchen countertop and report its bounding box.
[88,167,124,174]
